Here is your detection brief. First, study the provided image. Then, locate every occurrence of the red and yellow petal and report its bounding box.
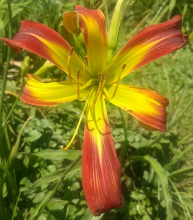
[63,5,108,74]
[107,84,169,131]
[2,20,92,80]
[82,97,123,215]
[104,15,188,84]
[20,74,88,106]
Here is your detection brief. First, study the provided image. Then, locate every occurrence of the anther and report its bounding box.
[98,73,102,82]
[77,69,80,101]
[104,72,109,81]
[110,63,126,100]
[69,47,74,56]
[83,56,87,86]
[67,47,76,90]
[122,63,126,70]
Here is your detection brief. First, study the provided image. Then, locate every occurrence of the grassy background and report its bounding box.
[1,0,193,219]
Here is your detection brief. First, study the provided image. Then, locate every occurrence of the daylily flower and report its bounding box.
[2,5,188,216]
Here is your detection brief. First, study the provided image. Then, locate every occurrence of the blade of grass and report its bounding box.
[7,116,33,167]
[0,0,13,147]
[0,0,13,208]
[27,185,59,220]
[2,89,22,128]
[169,166,193,178]
[29,161,81,190]
[107,0,127,62]
[168,98,193,129]
[118,109,128,163]
[150,0,169,24]
[130,155,173,220]
[3,55,29,128]
[147,97,193,148]
[170,79,188,124]
[163,64,172,116]
[168,0,176,19]
[0,162,17,206]
[11,190,21,220]
[165,144,193,168]
[168,178,191,220]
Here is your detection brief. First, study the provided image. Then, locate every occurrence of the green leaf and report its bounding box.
[27,149,82,160]
[47,199,68,211]
[130,191,146,201]
[25,129,42,142]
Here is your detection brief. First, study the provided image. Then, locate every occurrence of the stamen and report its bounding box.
[77,69,80,101]
[110,63,126,100]
[83,56,87,86]
[67,47,76,90]
[98,73,102,82]
[100,72,108,100]
[104,87,112,100]
[61,99,88,151]
[91,73,102,108]
[101,97,109,126]
[89,105,111,135]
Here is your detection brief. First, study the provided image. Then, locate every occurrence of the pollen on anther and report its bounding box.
[69,47,74,56]
[98,73,102,82]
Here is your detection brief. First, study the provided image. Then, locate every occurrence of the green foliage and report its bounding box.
[1,0,193,219]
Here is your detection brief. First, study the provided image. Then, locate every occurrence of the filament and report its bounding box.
[101,97,109,126]
[100,72,108,100]
[76,69,80,101]
[110,63,126,100]
[89,103,110,135]
[83,56,87,86]
[61,99,88,151]
[104,87,112,100]
[67,47,76,90]
[76,70,86,101]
